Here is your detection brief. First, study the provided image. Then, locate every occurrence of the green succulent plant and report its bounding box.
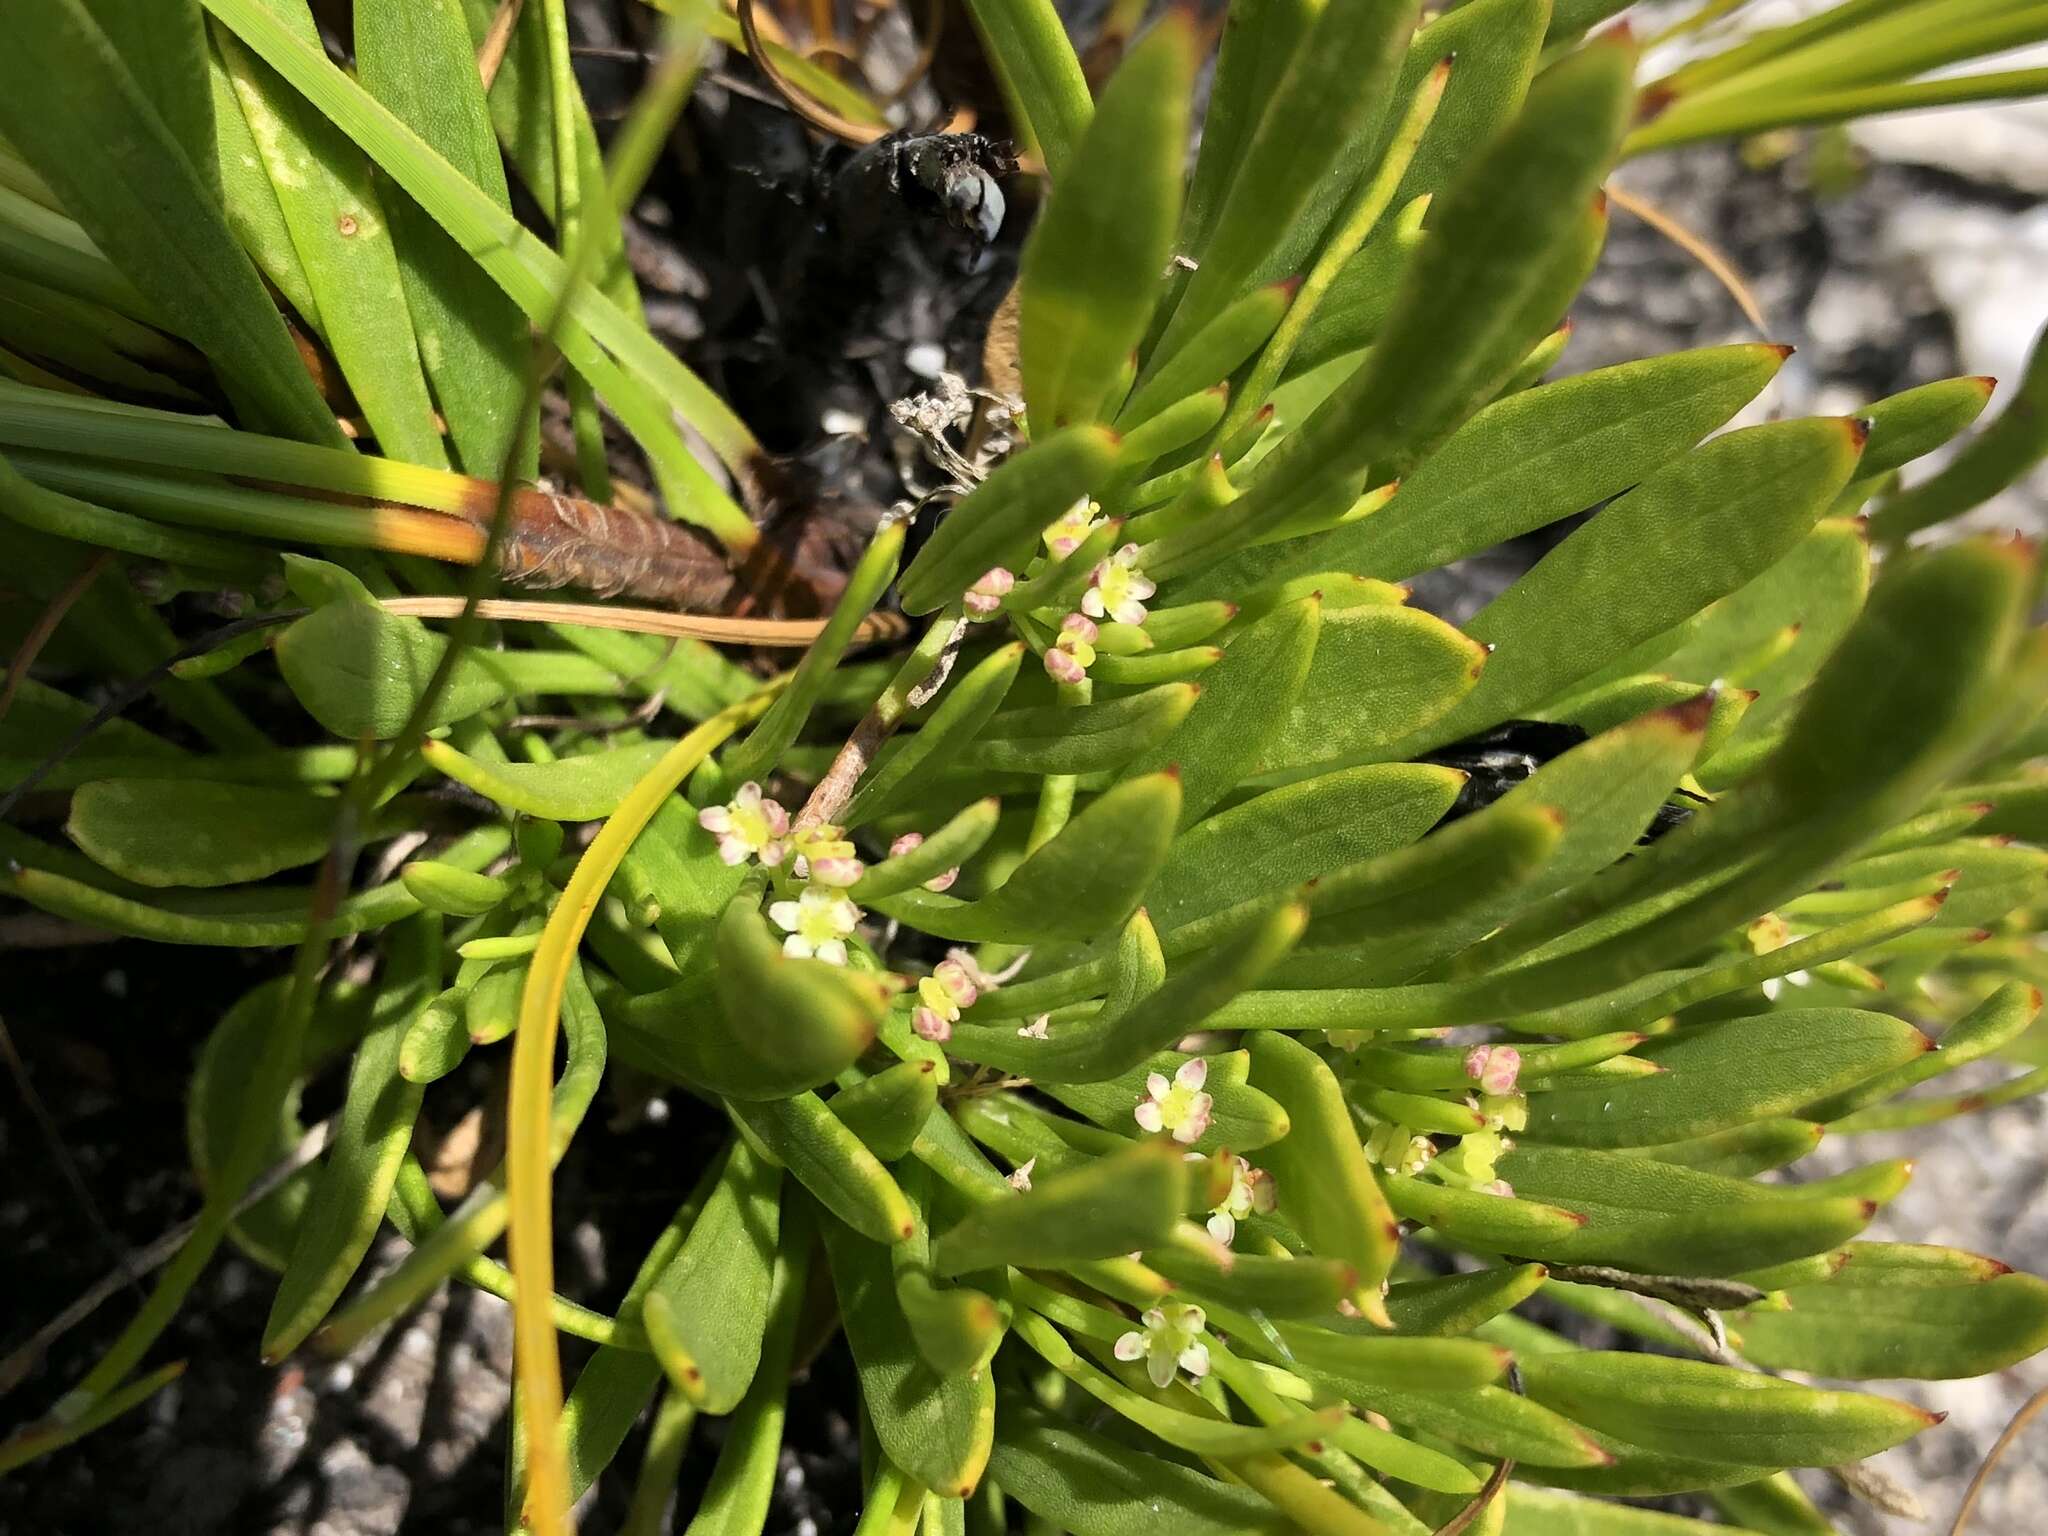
[4,1,2048,1534]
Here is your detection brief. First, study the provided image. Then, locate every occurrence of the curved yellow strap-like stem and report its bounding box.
[506,685,781,1536]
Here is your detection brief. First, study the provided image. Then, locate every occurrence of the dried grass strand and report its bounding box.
[378,594,909,647]
[1605,180,1769,334]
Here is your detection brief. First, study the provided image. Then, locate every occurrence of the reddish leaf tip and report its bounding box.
[1277,274,1306,299]
[1857,1200,1880,1218]
[1767,342,1796,360]
[1971,374,1998,395]
[1844,415,1874,450]
[1925,887,1952,909]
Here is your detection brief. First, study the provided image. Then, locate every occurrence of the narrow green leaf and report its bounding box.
[1147,1244,1359,1320]
[1220,34,1634,540]
[1126,595,1320,825]
[989,1399,1290,1536]
[1706,1475,1839,1536]
[870,772,1180,943]
[276,600,506,739]
[66,780,353,888]
[1524,1010,1930,1148]
[1396,418,1865,755]
[850,799,1001,905]
[1257,606,1487,775]
[894,1165,1007,1377]
[934,1140,1186,1276]
[549,1158,725,1510]
[1730,1262,2048,1380]
[731,1091,914,1245]
[712,895,888,1094]
[399,861,509,918]
[1010,1310,1339,1459]
[964,685,1199,776]
[1518,1352,1938,1466]
[1117,282,1296,431]
[1506,1488,1748,1535]
[640,1142,781,1413]
[1271,1324,1511,1396]
[213,3,446,467]
[678,1201,810,1536]
[1018,14,1193,429]
[261,921,433,1355]
[846,644,1024,827]
[898,427,1119,614]
[1635,1120,1824,1178]
[356,0,532,478]
[1804,980,2042,1121]
[1149,763,1462,937]
[1283,800,1565,969]
[1345,1383,1611,1468]
[1155,0,1420,358]
[0,0,340,443]
[1871,324,2048,541]
[1544,1195,1884,1282]
[828,1062,941,1162]
[420,738,675,822]
[956,0,1091,180]
[1381,1176,1588,1254]
[821,1205,995,1498]
[82,0,218,201]
[1384,1264,1548,1335]
[1247,1031,1400,1317]
[951,901,1302,1083]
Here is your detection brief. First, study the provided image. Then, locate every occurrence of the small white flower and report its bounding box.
[766,884,860,965]
[790,823,864,887]
[1365,1120,1435,1176]
[1204,1154,1277,1246]
[964,567,1015,617]
[1113,1303,1211,1389]
[1043,498,1103,560]
[1135,1058,1213,1145]
[1006,1157,1036,1192]
[1463,1044,1522,1096]
[1017,1014,1051,1040]
[697,782,789,867]
[1045,612,1098,685]
[1082,543,1157,627]
[911,959,979,1043]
